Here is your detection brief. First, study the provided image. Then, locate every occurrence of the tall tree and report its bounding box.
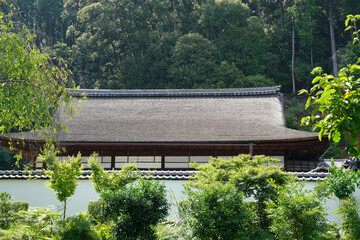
[0,3,79,145]
[328,0,338,77]
[168,33,219,88]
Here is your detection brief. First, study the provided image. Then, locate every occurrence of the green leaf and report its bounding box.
[345,16,352,27]
[298,89,308,95]
[350,64,360,73]
[318,90,331,104]
[338,67,348,77]
[348,137,358,146]
[332,130,341,142]
[311,67,322,75]
[312,76,322,84]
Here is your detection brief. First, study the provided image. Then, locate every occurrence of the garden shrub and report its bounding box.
[155,221,190,240]
[266,180,328,240]
[0,192,28,229]
[335,197,360,240]
[102,178,169,240]
[93,223,114,240]
[55,212,99,240]
[88,200,106,224]
[88,153,139,194]
[178,182,251,240]
[189,154,292,228]
[16,207,61,239]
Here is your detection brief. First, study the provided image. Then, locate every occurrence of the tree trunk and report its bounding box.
[310,45,314,69]
[329,0,338,77]
[292,28,296,93]
[63,200,67,221]
[173,0,177,31]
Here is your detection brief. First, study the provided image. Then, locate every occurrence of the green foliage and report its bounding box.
[178,182,251,240]
[189,155,292,229]
[266,181,328,240]
[40,145,83,220]
[190,155,292,202]
[284,96,313,131]
[155,220,189,240]
[93,223,114,240]
[317,161,360,200]
[0,147,21,170]
[0,2,80,145]
[2,0,356,93]
[242,74,276,88]
[168,33,219,89]
[335,197,360,240]
[300,14,360,157]
[101,178,169,240]
[87,200,106,224]
[300,65,360,157]
[0,192,28,229]
[55,212,99,240]
[88,153,138,194]
[16,207,61,239]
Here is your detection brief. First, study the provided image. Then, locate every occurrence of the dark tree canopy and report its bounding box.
[2,0,355,92]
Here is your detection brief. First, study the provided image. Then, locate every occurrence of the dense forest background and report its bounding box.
[2,0,359,92]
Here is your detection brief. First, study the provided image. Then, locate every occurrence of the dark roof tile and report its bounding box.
[0,170,328,181]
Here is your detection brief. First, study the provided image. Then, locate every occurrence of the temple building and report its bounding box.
[2,87,329,172]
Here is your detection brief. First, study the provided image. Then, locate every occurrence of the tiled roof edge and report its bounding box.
[0,170,328,181]
[69,87,281,98]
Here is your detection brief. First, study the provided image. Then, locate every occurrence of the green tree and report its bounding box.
[178,182,251,240]
[189,154,292,229]
[266,180,327,240]
[102,178,169,240]
[0,2,80,149]
[88,153,138,195]
[168,33,219,88]
[335,197,360,240]
[72,0,173,89]
[39,145,83,220]
[300,14,360,157]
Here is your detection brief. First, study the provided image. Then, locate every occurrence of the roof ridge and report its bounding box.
[69,86,281,98]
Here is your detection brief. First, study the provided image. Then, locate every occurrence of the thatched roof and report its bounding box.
[16,87,318,143]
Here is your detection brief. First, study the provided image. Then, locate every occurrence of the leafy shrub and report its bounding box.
[88,200,106,224]
[40,144,84,220]
[242,74,276,88]
[16,207,61,239]
[155,221,189,240]
[55,212,99,240]
[0,192,28,229]
[190,154,292,228]
[93,223,114,240]
[318,161,360,200]
[335,197,360,240]
[102,178,169,240]
[88,153,139,194]
[178,182,251,239]
[266,181,327,240]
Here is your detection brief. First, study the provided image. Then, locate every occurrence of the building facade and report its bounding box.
[2,87,329,171]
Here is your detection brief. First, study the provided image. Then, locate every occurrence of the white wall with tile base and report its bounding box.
[0,179,356,222]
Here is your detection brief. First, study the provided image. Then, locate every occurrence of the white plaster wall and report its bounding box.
[0,179,185,217]
[0,179,356,222]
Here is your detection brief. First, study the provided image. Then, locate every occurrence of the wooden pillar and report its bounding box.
[161,156,165,169]
[249,143,254,157]
[111,155,115,169]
